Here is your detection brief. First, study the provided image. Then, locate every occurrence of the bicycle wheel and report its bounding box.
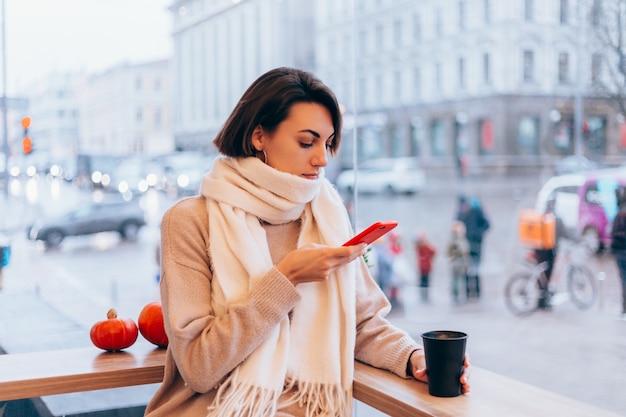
[567,265,596,310]
[504,272,540,316]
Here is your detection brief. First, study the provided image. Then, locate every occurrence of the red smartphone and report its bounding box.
[343,221,398,246]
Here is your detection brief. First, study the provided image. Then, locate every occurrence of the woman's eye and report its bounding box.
[300,142,313,148]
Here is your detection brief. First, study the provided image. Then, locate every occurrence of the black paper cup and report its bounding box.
[421,330,467,397]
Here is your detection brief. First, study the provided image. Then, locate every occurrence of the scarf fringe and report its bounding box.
[280,378,353,417]
[206,375,280,417]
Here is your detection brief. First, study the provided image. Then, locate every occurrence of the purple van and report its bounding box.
[577,168,626,252]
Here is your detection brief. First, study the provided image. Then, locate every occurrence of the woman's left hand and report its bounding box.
[409,349,471,394]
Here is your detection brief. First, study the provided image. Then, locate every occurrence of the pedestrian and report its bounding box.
[610,186,626,319]
[414,231,436,303]
[371,235,394,301]
[456,194,490,299]
[144,67,469,416]
[533,199,559,310]
[447,220,470,304]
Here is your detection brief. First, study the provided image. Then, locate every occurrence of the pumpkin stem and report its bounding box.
[107,308,118,319]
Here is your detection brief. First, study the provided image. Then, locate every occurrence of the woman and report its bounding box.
[611,186,626,318]
[145,67,469,417]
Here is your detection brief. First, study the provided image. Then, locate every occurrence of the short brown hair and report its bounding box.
[213,67,342,157]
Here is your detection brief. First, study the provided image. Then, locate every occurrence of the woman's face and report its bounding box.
[253,102,335,179]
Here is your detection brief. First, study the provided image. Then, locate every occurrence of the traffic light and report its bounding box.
[22,136,32,154]
[21,116,32,154]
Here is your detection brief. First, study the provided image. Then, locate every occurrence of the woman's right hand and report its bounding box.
[276,243,367,286]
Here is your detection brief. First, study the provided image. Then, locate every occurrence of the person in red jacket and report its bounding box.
[415,232,437,303]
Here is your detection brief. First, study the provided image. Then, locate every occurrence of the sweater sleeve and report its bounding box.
[159,198,301,393]
[353,257,422,378]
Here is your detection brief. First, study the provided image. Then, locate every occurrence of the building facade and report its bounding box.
[77,59,173,156]
[314,0,624,172]
[168,0,315,152]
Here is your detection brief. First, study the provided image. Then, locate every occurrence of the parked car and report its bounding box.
[553,155,598,176]
[160,152,217,196]
[27,200,146,248]
[335,157,426,195]
[576,168,626,253]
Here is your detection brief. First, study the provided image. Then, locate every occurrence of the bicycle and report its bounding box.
[504,239,597,316]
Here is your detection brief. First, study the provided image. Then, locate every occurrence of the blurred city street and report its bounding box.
[0,171,625,416]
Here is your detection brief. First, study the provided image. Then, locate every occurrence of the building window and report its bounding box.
[560,0,569,24]
[479,119,494,155]
[484,0,491,23]
[525,0,534,21]
[585,116,607,155]
[413,66,421,100]
[517,116,539,155]
[410,117,424,156]
[136,108,143,122]
[374,73,383,105]
[435,8,443,37]
[393,18,403,46]
[135,77,142,91]
[458,0,467,30]
[558,52,569,83]
[391,124,404,157]
[393,70,402,103]
[358,29,367,55]
[154,78,161,91]
[375,24,384,50]
[430,118,446,156]
[523,50,534,82]
[591,0,602,27]
[483,52,491,85]
[358,76,366,107]
[458,57,466,89]
[413,13,421,41]
[435,61,442,94]
[591,53,602,83]
[154,107,162,127]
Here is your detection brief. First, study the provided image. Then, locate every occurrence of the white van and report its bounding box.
[534,173,587,241]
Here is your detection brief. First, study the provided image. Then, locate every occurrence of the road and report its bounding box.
[0,172,625,416]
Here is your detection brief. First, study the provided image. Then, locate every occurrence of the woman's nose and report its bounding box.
[312,144,328,167]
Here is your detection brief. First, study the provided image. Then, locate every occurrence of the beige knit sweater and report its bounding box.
[144,196,421,416]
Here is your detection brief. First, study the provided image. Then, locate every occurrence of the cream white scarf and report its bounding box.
[200,156,358,417]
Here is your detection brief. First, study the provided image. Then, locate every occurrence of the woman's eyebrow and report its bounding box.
[298,129,336,140]
[298,129,320,138]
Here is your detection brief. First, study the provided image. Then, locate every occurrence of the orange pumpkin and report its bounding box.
[90,308,138,352]
[138,301,169,348]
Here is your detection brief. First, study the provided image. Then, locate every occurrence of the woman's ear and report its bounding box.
[251,126,264,152]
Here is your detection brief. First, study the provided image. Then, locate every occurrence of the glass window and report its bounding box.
[478,119,494,155]
[523,50,534,82]
[435,8,443,37]
[483,52,491,85]
[560,0,569,24]
[517,116,539,155]
[3,2,625,416]
[591,53,602,83]
[393,18,403,46]
[430,118,447,156]
[458,57,466,89]
[458,0,467,30]
[413,66,422,99]
[525,0,534,21]
[484,0,491,23]
[558,52,569,83]
[413,13,422,41]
